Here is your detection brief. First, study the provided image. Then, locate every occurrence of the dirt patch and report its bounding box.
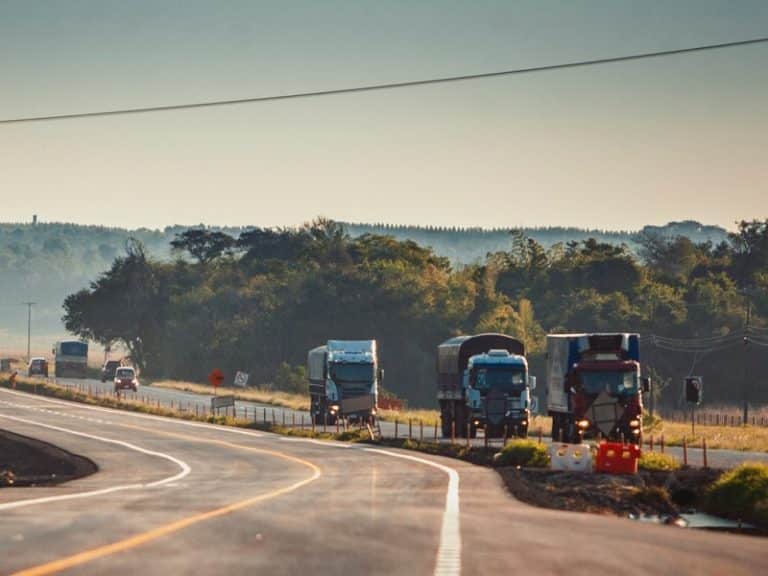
[497,467,721,518]
[0,429,97,487]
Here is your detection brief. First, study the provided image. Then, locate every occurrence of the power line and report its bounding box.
[2,36,767,125]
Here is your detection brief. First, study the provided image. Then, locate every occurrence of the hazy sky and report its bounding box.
[1,0,766,231]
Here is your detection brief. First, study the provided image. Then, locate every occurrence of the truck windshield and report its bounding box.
[473,367,526,393]
[331,363,374,383]
[579,371,637,395]
[60,342,87,357]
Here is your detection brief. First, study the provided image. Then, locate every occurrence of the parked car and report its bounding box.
[114,366,139,393]
[101,360,122,382]
[28,357,49,377]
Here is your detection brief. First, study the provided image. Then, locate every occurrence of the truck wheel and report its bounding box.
[551,414,561,442]
[440,416,451,438]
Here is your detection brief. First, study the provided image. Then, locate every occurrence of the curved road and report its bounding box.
[56,377,768,469]
[1,387,766,575]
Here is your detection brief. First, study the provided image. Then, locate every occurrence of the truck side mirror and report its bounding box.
[528,375,537,390]
[52,347,56,355]
[641,376,651,394]
[378,368,384,382]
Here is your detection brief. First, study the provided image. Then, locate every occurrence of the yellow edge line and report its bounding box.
[12,424,322,576]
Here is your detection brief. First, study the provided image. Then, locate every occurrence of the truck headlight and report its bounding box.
[629,419,640,428]
[577,419,590,429]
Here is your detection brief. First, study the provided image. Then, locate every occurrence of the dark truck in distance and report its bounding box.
[101,360,122,382]
[437,333,535,438]
[546,333,650,444]
[53,340,88,378]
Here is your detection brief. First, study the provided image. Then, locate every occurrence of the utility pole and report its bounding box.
[22,302,36,363]
[743,292,751,426]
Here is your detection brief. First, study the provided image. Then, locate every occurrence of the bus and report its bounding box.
[53,340,89,378]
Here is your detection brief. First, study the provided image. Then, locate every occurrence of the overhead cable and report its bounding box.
[1,36,768,124]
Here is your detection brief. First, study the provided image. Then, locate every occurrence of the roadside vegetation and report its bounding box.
[152,380,311,411]
[705,463,768,525]
[494,439,550,467]
[650,420,768,453]
[638,452,681,472]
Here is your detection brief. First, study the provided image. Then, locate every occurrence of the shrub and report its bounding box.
[642,413,663,433]
[706,462,768,526]
[632,485,675,511]
[494,439,549,468]
[273,363,307,394]
[639,452,680,471]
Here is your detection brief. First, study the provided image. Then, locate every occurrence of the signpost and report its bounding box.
[685,376,703,435]
[211,394,235,415]
[208,368,225,396]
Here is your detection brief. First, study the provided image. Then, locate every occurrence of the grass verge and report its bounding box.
[150,379,555,433]
[651,420,768,453]
[494,439,550,468]
[705,462,768,526]
[639,452,681,472]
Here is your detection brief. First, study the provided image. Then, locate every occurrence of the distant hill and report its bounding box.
[343,220,729,264]
[0,219,728,349]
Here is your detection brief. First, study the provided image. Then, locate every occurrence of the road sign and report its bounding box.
[233,371,249,388]
[685,376,703,404]
[211,395,235,412]
[208,368,225,388]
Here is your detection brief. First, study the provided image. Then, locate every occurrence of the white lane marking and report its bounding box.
[0,413,191,511]
[0,387,262,438]
[365,448,461,576]
[278,437,352,448]
[2,389,461,573]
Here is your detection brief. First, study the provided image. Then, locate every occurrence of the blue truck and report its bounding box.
[437,333,536,438]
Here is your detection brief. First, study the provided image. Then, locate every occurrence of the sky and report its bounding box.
[1,0,766,231]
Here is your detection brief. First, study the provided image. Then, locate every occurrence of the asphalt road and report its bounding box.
[54,377,768,469]
[2,386,767,575]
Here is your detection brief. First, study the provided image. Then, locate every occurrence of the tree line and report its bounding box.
[61,218,768,408]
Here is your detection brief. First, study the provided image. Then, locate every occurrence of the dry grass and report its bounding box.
[651,420,768,453]
[151,380,555,432]
[379,408,441,426]
[151,380,311,411]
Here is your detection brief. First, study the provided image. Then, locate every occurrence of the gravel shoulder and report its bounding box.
[497,467,723,518]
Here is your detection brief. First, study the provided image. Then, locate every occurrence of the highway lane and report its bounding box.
[54,376,768,469]
[1,386,767,575]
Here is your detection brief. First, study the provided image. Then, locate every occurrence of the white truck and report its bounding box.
[307,340,381,425]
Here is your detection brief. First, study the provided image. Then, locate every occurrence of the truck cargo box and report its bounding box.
[437,333,525,400]
[546,333,640,413]
[308,346,327,384]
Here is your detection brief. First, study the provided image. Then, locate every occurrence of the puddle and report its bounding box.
[629,512,756,531]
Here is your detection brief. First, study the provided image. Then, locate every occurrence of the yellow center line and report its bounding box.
[12,423,322,576]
